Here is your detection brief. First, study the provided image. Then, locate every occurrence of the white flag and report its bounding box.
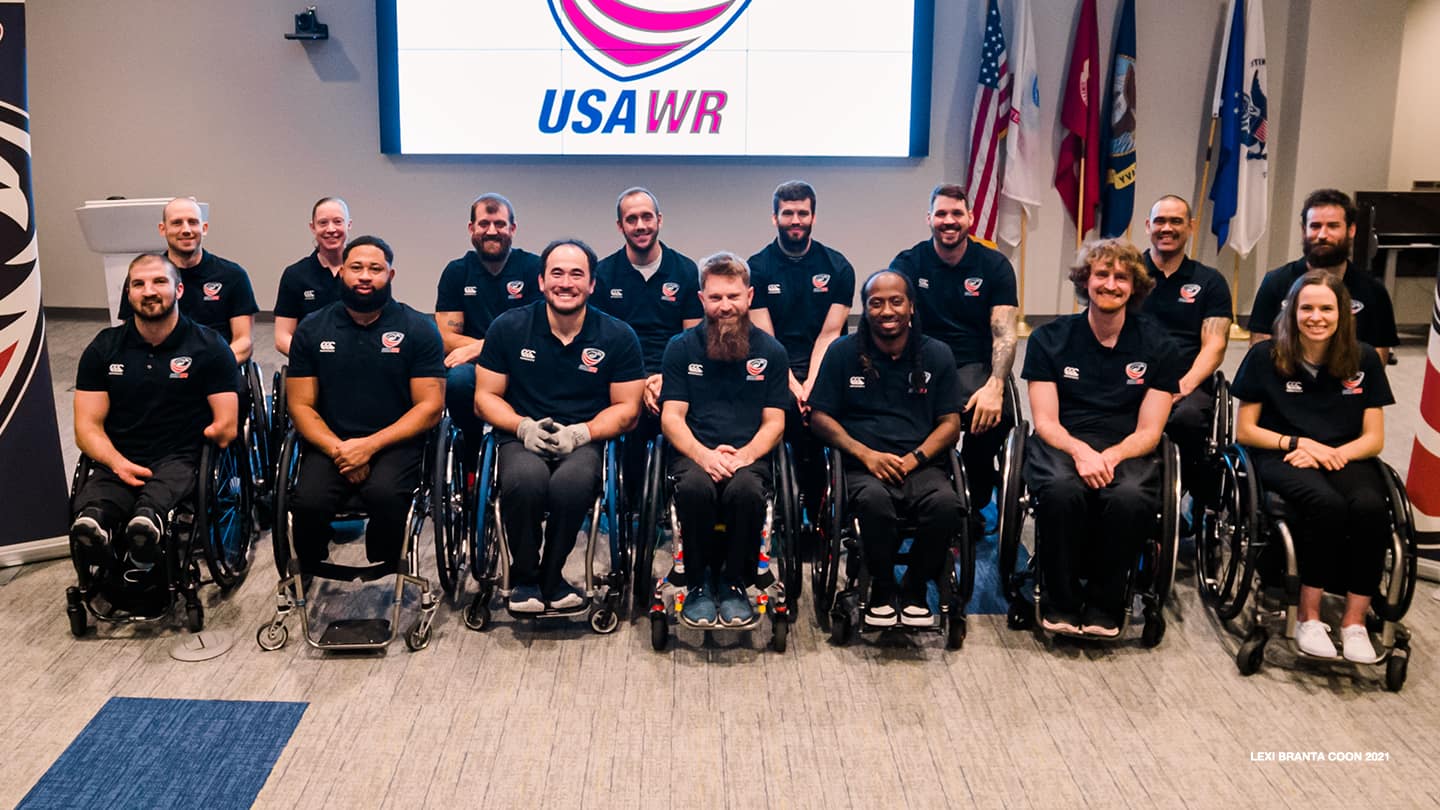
[1229,0,1269,256]
[996,0,1041,247]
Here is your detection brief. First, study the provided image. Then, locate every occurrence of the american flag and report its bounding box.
[967,0,1011,243]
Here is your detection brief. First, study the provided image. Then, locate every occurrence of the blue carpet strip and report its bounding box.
[20,697,307,810]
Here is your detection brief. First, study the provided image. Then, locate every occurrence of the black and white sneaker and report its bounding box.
[508,584,545,613]
[900,600,933,628]
[864,601,898,628]
[71,510,115,566]
[546,584,586,611]
[125,508,163,564]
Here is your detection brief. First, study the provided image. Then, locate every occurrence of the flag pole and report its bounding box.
[1191,116,1218,259]
[1017,211,1032,337]
[1229,250,1251,340]
[1073,155,1085,312]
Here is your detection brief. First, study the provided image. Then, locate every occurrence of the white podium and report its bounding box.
[74,198,209,324]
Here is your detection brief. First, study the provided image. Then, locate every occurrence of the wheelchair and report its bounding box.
[811,446,973,649]
[461,432,630,635]
[633,436,799,652]
[64,441,255,636]
[1196,446,1417,691]
[996,424,1181,647]
[241,359,273,529]
[255,417,460,653]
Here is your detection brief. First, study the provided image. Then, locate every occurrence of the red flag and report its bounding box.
[1054,0,1101,236]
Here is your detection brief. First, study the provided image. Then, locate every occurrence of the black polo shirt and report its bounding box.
[747,240,855,380]
[1247,259,1399,348]
[274,251,343,321]
[288,300,446,440]
[1140,252,1232,369]
[808,333,961,462]
[890,238,1018,368]
[1231,340,1393,447]
[118,250,258,342]
[478,300,644,427]
[1022,313,1182,445]
[659,324,789,449]
[593,244,702,374]
[434,248,543,339]
[75,315,241,466]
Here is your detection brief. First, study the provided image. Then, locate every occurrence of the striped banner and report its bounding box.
[1406,268,1440,577]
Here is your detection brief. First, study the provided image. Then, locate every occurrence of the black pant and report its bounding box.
[1250,453,1390,596]
[1165,385,1216,505]
[74,454,197,551]
[1025,434,1160,616]
[290,441,422,567]
[498,440,602,593]
[955,363,1014,516]
[846,464,962,598]
[670,455,770,586]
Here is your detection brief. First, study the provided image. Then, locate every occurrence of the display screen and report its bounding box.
[378,0,933,157]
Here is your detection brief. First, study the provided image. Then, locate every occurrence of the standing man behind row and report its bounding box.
[435,193,542,459]
[274,197,352,356]
[890,184,1017,534]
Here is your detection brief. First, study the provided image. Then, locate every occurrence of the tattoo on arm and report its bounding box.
[1201,316,1230,341]
[989,306,1018,380]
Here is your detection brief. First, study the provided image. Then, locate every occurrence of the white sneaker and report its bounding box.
[864,602,898,628]
[1295,620,1337,659]
[1340,625,1378,664]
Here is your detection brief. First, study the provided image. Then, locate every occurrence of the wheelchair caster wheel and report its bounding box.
[185,601,205,633]
[1006,602,1033,631]
[256,623,288,651]
[770,616,788,653]
[828,610,852,646]
[946,614,966,650]
[590,608,619,635]
[1236,630,1267,676]
[1141,613,1166,648]
[1385,651,1408,692]
[66,587,89,638]
[464,595,490,632]
[405,621,431,652]
[649,613,668,651]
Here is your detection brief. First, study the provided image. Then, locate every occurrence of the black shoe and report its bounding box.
[125,508,163,564]
[546,583,586,611]
[865,581,898,628]
[900,597,933,627]
[70,510,115,567]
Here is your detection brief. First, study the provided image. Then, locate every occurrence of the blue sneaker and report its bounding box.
[683,579,718,626]
[508,584,544,613]
[717,581,753,627]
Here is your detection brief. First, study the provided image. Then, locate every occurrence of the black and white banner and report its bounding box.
[0,1,71,558]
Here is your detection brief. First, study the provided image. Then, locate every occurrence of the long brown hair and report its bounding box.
[1271,269,1360,379]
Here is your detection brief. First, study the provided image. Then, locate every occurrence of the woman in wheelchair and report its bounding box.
[1232,270,1394,663]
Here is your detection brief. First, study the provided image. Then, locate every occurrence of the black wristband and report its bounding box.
[912,448,928,465]
[1289,435,1300,452]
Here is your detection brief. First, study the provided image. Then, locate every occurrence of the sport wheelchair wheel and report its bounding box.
[196,440,254,591]
[431,416,468,597]
[1196,445,1260,621]
[243,360,272,529]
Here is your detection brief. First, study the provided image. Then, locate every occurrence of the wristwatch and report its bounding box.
[911,448,928,464]
[1288,435,1300,452]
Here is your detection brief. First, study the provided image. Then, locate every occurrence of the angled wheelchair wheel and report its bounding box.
[1152,436,1181,608]
[812,448,844,629]
[271,431,301,579]
[432,418,467,597]
[243,360,272,528]
[633,438,665,617]
[996,423,1029,606]
[197,441,254,591]
[1372,462,1418,625]
[776,443,803,621]
[269,366,290,481]
[1198,446,1259,622]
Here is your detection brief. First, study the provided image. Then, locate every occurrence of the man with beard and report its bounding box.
[809,270,964,628]
[658,252,788,626]
[747,180,855,521]
[1022,240,1180,637]
[593,188,702,503]
[274,197,352,355]
[70,254,240,566]
[119,197,259,364]
[1248,189,1398,363]
[286,236,446,568]
[476,240,645,613]
[434,193,542,458]
[889,184,1017,535]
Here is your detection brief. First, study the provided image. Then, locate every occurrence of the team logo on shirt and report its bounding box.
[768,283,781,295]
[169,356,192,378]
[303,289,316,301]
[202,282,222,301]
[812,274,830,292]
[320,340,336,353]
[580,347,606,372]
[381,331,405,353]
[918,278,930,289]
[907,371,933,394]
[1285,381,1304,394]
[464,285,478,296]
[661,282,680,302]
[963,277,983,296]
[520,348,537,362]
[1125,361,1147,385]
[1179,283,1201,303]
[609,288,624,298]
[108,363,125,376]
[506,280,525,299]
[745,357,767,380]
[1063,366,1080,380]
[848,375,866,388]
[1351,300,1364,314]
[1341,371,1365,395]
[687,363,704,376]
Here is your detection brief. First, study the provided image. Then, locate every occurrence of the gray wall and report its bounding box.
[26,0,1411,321]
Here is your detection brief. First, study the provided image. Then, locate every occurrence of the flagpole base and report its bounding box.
[1228,323,1252,341]
[1016,319,1032,338]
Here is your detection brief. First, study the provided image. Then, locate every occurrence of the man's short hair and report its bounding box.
[1068,238,1154,311]
[1150,194,1192,220]
[540,238,598,277]
[162,196,205,223]
[343,235,394,264]
[929,183,969,209]
[699,251,750,288]
[1300,188,1356,227]
[126,252,178,285]
[311,196,350,221]
[615,187,660,220]
[772,180,816,215]
[470,193,516,225]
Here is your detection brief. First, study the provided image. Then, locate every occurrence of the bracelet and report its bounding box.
[1289,435,1300,452]
[1278,434,1286,451]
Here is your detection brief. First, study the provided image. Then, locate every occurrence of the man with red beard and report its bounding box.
[274,197,352,356]
[1247,189,1398,364]
[659,253,789,627]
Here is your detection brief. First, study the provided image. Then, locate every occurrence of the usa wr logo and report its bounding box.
[202,282,222,300]
[1341,371,1364,395]
[169,356,192,378]
[812,274,830,292]
[1179,283,1201,303]
[964,277,983,296]
[661,282,680,301]
[381,331,405,353]
[1125,361,1147,385]
[506,280,525,299]
[549,0,750,82]
[745,357,767,379]
[580,347,606,372]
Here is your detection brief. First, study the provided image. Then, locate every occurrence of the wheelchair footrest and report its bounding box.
[319,618,392,645]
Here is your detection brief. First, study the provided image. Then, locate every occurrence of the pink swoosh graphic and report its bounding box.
[591,0,733,33]
[561,0,691,66]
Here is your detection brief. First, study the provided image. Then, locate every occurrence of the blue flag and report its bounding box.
[1209,0,1246,248]
[1100,0,1137,238]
